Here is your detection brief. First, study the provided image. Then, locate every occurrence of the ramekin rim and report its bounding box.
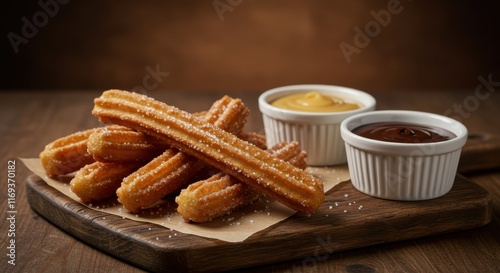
[340,110,468,153]
[258,84,376,118]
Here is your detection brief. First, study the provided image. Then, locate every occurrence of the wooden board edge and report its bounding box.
[25,174,493,273]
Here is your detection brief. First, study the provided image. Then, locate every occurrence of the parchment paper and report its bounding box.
[21,158,350,242]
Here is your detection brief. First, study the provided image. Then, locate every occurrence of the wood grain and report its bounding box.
[459,132,500,174]
[3,90,500,273]
[26,173,491,273]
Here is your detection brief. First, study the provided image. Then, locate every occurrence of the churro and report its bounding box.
[93,90,324,214]
[176,141,308,222]
[70,161,142,203]
[239,132,267,150]
[176,173,258,223]
[87,125,167,163]
[116,95,250,212]
[40,128,97,177]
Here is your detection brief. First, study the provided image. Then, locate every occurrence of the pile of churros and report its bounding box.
[39,90,325,223]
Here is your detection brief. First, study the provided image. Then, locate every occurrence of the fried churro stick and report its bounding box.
[87,125,168,163]
[93,90,324,214]
[70,161,142,203]
[176,173,256,223]
[240,132,267,150]
[176,141,308,222]
[40,128,97,177]
[116,95,250,212]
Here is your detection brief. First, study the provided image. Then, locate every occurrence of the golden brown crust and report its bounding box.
[239,132,267,150]
[92,90,324,214]
[70,161,142,203]
[115,95,250,212]
[87,125,167,163]
[176,141,309,222]
[117,149,204,212]
[176,173,259,223]
[39,128,97,177]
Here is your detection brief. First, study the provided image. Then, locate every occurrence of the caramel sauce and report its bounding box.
[352,122,456,143]
[271,92,360,113]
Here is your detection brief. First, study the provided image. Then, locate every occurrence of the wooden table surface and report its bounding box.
[1,89,499,272]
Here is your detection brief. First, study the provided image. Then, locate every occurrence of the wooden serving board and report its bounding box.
[26,174,491,273]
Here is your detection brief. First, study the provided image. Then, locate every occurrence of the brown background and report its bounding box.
[3,0,499,93]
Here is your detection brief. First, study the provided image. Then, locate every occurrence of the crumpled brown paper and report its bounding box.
[21,158,349,242]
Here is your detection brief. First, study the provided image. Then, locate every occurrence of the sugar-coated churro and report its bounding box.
[239,132,267,150]
[70,161,142,203]
[93,90,324,214]
[87,125,167,163]
[176,173,258,223]
[116,95,250,212]
[40,128,97,177]
[176,141,308,222]
[117,148,204,212]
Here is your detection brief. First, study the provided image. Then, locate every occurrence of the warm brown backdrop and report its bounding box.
[3,0,499,92]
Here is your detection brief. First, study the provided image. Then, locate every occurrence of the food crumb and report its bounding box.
[343,210,347,213]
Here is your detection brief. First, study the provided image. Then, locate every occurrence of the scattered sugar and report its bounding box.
[358,205,364,210]
[343,210,347,213]
[344,194,349,198]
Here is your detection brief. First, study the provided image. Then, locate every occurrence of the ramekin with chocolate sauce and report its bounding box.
[259,84,376,166]
[340,110,468,201]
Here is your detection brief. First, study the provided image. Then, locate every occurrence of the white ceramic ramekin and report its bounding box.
[258,84,376,166]
[340,110,468,201]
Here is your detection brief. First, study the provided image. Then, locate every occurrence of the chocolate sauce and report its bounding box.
[352,122,456,143]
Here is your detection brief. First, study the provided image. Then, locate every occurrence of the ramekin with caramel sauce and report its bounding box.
[259,84,376,166]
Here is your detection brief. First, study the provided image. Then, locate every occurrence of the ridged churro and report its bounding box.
[116,95,250,212]
[40,128,97,177]
[87,125,167,163]
[93,90,324,214]
[70,161,142,203]
[240,132,267,150]
[176,141,308,222]
[176,173,258,223]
